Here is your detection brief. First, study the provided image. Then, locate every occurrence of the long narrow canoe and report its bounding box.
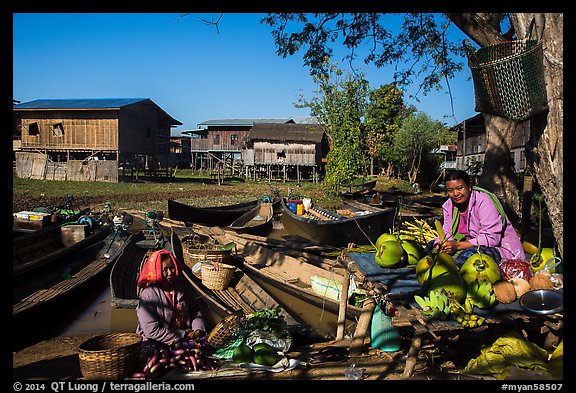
[167,199,260,227]
[228,201,274,235]
[13,221,112,278]
[280,197,396,248]
[13,207,91,235]
[196,226,365,339]
[170,227,306,332]
[13,227,133,316]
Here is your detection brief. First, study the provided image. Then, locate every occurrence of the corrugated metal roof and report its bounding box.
[248,123,325,143]
[198,118,293,126]
[290,116,319,124]
[13,98,147,109]
[13,98,182,126]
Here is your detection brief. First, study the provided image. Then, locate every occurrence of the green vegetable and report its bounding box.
[245,306,290,338]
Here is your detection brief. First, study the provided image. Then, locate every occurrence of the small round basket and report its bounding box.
[207,312,245,348]
[78,333,142,380]
[201,261,236,290]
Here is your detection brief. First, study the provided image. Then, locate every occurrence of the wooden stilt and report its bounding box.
[402,333,423,378]
[349,296,376,356]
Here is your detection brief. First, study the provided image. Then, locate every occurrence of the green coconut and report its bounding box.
[460,252,501,284]
[401,239,425,266]
[375,233,400,249]
[375,239,407,268]
[416,253,466,302]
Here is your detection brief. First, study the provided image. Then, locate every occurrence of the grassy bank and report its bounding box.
[12,174,415,214]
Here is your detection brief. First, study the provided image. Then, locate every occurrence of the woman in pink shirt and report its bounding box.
[432,170,525,267]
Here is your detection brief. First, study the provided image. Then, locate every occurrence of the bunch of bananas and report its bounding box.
[414,290,451,320]
[466,280,496,309]
[400,218,439,245]
[449,297,486,328]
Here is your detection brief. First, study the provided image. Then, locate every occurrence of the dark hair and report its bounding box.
[444,170,471,186]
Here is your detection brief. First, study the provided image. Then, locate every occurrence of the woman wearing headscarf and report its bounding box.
[135,249,205,362]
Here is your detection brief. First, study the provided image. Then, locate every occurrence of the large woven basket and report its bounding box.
[468,20,547,121]
[184,247,232,269]
[78,333,142,380]
[201,261,236,290]
[207,312,245,348]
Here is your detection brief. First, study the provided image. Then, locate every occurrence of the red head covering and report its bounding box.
[137,249,180,288]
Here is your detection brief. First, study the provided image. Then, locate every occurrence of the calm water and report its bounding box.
[13,218,290,352]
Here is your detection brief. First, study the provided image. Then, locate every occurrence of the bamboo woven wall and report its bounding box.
[19,111,119,151]
[253,141,318,166]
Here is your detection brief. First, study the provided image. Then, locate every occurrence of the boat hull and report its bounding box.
[280,197,396,248]
[168,199,260,226]
[13,228,133,316]
[13,223,112,277]
[170,228,305,332]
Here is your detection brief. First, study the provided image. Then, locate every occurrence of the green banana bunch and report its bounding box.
[414,290,451,320]
[466,280,496,309]
[448,297,485,328]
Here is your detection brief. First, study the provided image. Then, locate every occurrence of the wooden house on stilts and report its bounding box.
[12,98,181,182]
[241,122,328,182]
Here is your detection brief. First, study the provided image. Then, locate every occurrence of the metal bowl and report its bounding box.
[519,289,563,315]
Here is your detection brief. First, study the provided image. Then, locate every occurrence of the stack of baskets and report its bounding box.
[78,333,142,380]
[183,236,235,290]
[207,312,246,348]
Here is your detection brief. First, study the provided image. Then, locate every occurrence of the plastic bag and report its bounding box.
[244,329,292,353]
[370,299,400,352]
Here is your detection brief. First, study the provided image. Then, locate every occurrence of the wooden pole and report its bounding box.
[336,270,350,341]
[349,296,376,356]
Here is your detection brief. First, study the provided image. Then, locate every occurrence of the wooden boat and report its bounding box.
[168,199,261,226]
[13,218,112,278]
[170,227,306,332]
[200,226,365,338]
[228,201,274,235]
[342,179,377,192]
[109,224,173,309]
[13,207,91,235]
[280,197,397,248]
[13,227,134,316]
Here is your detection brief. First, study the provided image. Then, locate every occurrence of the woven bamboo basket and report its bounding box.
[207,312,245,348]
[200,261,236,290]
[78,333,142,380]
[467,19,547,121]
[184,247,232,269]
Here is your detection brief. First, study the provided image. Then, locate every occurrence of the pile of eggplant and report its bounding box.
[132,338,220,379]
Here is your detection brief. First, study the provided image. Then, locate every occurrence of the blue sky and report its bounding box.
[13,13,478,135]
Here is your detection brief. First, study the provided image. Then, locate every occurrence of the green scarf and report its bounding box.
[451,186,507,238]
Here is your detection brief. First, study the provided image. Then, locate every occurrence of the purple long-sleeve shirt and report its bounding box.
[436,189,525,261]
[136,278,205,344]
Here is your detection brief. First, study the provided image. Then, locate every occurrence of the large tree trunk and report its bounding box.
[479,115,521,225]
[515,13,563,258]
[450,13,563,258]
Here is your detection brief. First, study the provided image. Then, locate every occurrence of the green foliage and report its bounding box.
[245,306,290,338]
[364,84,411,174]
[394,111,445,182]
[297,61,370,194]
[262,14,468,103]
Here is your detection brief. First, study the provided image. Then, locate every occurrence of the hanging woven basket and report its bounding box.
[468,19,548,121]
